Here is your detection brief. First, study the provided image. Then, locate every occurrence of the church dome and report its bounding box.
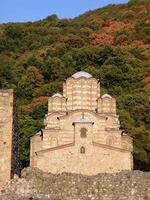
[101,94,112,99]
[72,71,92,79]
[52,93,62,98]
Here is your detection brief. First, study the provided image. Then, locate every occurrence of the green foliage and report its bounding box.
[19,115,43,167]
[0,0,150,170]
[29,104,48,120]
[128,0,149,6]
[128,0,140,6]
[135,20,150,43]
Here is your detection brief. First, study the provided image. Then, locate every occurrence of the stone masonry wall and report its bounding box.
[0,89,20,183]
[11,94,20,176]
[0,89,13,182]
[0,167,150,200]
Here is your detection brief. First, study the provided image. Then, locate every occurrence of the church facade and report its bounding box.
[30,71,133,175]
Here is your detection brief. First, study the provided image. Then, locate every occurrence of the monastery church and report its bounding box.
[0,72,133,182]
[30,71,133,175]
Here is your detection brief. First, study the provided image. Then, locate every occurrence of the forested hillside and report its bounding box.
[0,0,149,169]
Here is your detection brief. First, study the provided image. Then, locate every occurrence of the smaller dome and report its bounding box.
[101,94,112,99]
[72,71,92,79]
[52,93,62,98]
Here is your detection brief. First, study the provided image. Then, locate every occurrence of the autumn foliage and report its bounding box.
[0,0,150,169]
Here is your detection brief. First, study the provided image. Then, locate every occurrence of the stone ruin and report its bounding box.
[0,167,150,200]
[0,89,20,183]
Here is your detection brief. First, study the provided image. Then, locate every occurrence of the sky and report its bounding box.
[0,0,128,23]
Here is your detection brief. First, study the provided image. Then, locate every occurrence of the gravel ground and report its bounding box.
[0,167,150,200]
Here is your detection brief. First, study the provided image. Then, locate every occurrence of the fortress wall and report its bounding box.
[0,90,19,183]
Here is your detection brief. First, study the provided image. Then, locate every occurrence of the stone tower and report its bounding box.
[30,71,133,175]
[0,89,19,182]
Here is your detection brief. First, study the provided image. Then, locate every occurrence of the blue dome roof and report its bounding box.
[72,71,92,79]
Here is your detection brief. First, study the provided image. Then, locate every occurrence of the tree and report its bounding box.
[19,116,43,167]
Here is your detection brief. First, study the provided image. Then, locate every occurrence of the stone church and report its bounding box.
[30,71,133,175]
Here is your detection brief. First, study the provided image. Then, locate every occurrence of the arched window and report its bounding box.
[80,146,85,154]
[106,136,114,146]
[50,137,58,147]
[80,128,87,138]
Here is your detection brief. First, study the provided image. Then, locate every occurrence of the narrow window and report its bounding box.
[80,128,87,138]
[80,146,85,154]
[106,136,114,146]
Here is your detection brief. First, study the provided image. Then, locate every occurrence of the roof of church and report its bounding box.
[52,93,62,97]
[75,116,92,123]
[101,94,112,99]
[72,71,92,79]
